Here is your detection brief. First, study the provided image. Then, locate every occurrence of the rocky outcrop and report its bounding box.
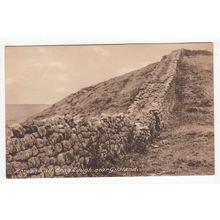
[6,49,186,178]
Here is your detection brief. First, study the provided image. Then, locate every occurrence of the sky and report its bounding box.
[5,42,212,104]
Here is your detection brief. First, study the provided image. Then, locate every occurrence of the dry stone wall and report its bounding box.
[6,50,182,178]
[6,114,151,178]
[127,50,182,127]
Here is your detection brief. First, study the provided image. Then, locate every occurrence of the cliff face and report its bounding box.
[6,49,214,178]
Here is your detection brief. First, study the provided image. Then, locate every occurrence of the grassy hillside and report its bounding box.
[121,51,214,176]
[30,62,159,120]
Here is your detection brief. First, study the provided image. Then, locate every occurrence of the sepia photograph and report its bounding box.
[5,42,214,178]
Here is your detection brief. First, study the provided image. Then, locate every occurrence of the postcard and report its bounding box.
[5,43,214,178]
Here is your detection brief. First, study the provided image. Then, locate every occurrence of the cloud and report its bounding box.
[32,61,67,69]
[32,62,44,68]
[55,86,67,93]
[56,72,70,82]
[48,61,67,68]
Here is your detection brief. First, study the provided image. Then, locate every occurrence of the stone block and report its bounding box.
[14,149,33,161]
[12,126,24,138]
[28,157,41,168]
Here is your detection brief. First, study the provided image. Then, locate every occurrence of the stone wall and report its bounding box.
[6,114,152,178]
[6,50,182,178]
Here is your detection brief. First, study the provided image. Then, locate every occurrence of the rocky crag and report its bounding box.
[6,49,214,178]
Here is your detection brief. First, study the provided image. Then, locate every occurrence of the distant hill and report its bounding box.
[6,104,50,126]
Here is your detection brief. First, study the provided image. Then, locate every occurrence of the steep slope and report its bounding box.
[6,49,214,178]
[122,50,214,176]
[31,62,158,120]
